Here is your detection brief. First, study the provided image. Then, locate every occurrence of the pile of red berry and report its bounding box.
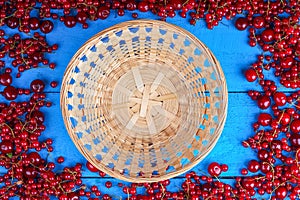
[0,0,299,199]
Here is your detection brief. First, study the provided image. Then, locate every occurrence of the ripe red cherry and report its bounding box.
[247,160,260,173]
[28,17,40,30]
[97,6,110,20]
[86,161,99,172]
[76,12,88,24]
[31,110,45,124]
[40,20,54,34]
[257,113,272,126]
[6,17,18,29]
[278,112,290,125]
[245,68,257,82]
[273,92,287,106]
[252,16,265,29]
[3,86,18,100]
[257,149,269,161]
[235,17,248,31]
[57,156,65,163]
[0,141,13,154]
[0,73,12,86]
[275,186,287,199]
[280,57,294,69]
[64,16,77,28]
[261,29,275,42]
[290,119,300,133]
[138,1,149,12]
[30,79,45,93]
[208,162,222,177]
[257,95,271,109]
[290,133,300,147]
[27,152,42,165]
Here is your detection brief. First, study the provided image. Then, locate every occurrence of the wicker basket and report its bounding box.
[60,20,228,182]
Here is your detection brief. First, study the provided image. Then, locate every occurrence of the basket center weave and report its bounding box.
[111,65,181,135]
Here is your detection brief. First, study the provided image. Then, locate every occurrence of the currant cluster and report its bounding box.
[0,31,57,78]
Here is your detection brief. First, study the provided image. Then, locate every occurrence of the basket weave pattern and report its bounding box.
[61,20,227,182]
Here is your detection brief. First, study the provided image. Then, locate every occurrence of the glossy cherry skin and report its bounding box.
[261,29,275,42]
[245,68,257,82]
[235,17,248,31]
[290,119,300,133]
[273,92,287,106]
[3,86,18,100]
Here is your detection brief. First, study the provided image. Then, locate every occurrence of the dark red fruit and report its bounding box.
[30,79,45,93]
[3,86,18,100]
[252,16,265,29]
[275,186,287,199]
[86,161,99,172]
[261,29,274,42]
[0,141,13,154]
[257,113,272,126]
[208,162,222,177]
[97,6,110,20]
[247,160,260,173]
[257,95,271,109]
[290,119,300,133]
[28,17,40,30]
[0,73,12,86]
[245,68,257,82]
[273,92,287,106]
[6,17,18,29]
[235,17,248,31]
[290,133,300,147]
[40,20,54,34]
[64,16,77,28]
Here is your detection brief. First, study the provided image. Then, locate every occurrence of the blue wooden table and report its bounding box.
[1,11,276,199]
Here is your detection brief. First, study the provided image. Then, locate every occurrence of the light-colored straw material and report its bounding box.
[60,20,228,183]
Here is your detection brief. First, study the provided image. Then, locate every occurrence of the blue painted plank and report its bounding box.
[0,93,258,178]
[1,14,279,93]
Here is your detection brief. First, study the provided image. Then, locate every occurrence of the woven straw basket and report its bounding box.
[61,20,228,182]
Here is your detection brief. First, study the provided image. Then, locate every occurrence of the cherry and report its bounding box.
[273,92,287,106]
[97,6,110,20]
[290,119,300,133]
[64,16,77,28]
[27,152,42,165]
[0,141,13,154]
[86,161,99,172]
[235,17,248,31]
[31,110,45,124]
[138,2,149,12]
[3,86,18,100]
[257,95,271,109]
[252,16,265,29]
[207,162,222,177]
[6,17,18,29]
[245,68,258,82]
[0,73,12,86]
[30,79,45,93]
[28,17,40,30]
[257,113,272,126]
[247,160,260,173]
[280,57,294,69]
[40,20,54,34]
[261,29,275,42]
[290,133,300,148]
[278,112,290,125]
[275,186,287,199]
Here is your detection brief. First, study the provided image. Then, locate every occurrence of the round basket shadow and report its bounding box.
[60,20,228,182]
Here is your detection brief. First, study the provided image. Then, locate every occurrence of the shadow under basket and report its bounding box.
[60,20,228,183]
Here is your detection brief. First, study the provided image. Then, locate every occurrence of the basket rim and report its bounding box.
[60,19,228,183]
